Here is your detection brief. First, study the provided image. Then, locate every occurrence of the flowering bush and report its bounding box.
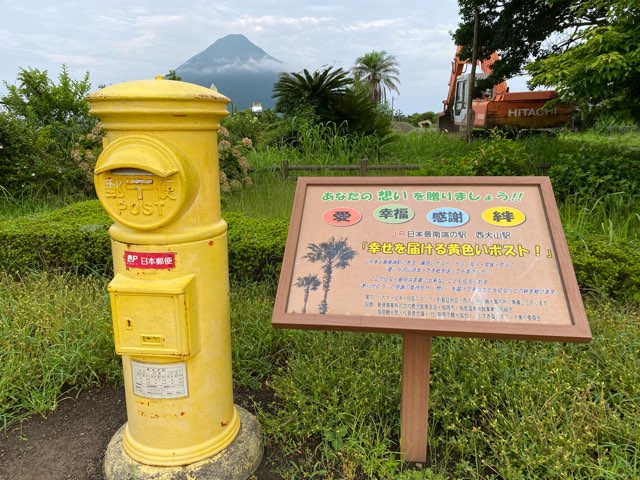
[217,126,253,193]
[70,122,104,194]
[0,66,101,196]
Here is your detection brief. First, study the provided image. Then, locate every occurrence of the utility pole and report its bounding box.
[465,7,480,143]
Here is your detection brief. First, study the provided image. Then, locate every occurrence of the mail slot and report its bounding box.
[94,134,192,231]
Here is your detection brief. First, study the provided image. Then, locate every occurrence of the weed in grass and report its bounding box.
[381,130,469,166]
[559,193,640,242]
[230,279,293,389]
[566,128,640,149]
[294,123,386,166]
[425,297,639,479]
[250,122,388,172]
[261,331,404,477]
[250,293,638,479]
[222,172,296,219]
[0,270,119,428]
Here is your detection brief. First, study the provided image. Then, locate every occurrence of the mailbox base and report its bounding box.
[104,406,263,480]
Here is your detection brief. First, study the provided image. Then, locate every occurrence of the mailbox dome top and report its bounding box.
[87,78,230,126]
[88,78,230,103]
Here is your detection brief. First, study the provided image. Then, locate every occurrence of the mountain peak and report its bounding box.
[175,34,286,110]
[178,34,283,72]
[211,34,270,57]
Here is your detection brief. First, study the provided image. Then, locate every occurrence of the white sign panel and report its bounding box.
[131,360,188,399]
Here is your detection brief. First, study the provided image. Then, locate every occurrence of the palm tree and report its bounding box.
[295,274,321,314]
[272,66,352,118]
[352,50,400,104]
[303,237,357,314]
[164,69,181,81]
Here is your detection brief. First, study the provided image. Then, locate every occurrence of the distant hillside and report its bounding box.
[175,34,284,110]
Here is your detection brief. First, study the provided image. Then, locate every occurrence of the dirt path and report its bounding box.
[0,385,281,480]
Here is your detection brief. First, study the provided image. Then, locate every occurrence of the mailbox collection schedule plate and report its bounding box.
[273,177,591,342]
[131,360,188,399]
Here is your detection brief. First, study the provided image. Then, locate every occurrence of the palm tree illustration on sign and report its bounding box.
[303,237,356,314]
[295,274,321,314]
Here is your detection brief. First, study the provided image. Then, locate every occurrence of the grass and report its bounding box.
[0,185,90,219]
[560,193,640,243]
[0,270,119,428]
[425,298,640,479]
[230,279,292,389]
[381,130,469,165]
[1,128,639,478]
[231,279,640,479]
[2,272,634,477]
[222,171,297,219]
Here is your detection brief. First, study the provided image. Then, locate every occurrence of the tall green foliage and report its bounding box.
[352,50,401,104]
[454,0,638,123]
[272,66,392,139]
[527,0,640,122]
[273,66,351,119]
[0,66,100,196]
[454,0,584,86]
[2,66,93,128]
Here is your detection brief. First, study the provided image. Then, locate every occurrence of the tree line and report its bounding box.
[2,0,637,197]
[454,0,639,123]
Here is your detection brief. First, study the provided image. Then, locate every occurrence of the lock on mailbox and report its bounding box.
[109,274,199,358]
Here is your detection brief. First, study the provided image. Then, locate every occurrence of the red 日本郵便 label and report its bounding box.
[124,251,176,269]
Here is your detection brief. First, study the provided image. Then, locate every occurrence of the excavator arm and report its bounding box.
[438,46,509,132]
[442,46,507,113]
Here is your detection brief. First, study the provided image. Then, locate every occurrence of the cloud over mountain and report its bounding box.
[175,34,285,110]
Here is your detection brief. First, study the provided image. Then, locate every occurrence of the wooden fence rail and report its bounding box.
[281,158,421,179]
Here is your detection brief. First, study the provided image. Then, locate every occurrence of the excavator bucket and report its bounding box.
[436,112,459,133]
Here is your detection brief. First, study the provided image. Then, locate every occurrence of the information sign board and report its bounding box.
[273,177,591,342]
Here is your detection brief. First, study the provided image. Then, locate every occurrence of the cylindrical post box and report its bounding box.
[89,78,238,466]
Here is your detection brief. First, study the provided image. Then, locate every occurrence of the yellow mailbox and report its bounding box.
[89,78,262,479]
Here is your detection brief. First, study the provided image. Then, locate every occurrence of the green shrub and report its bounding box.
[548,147,640,200]
[217,126,253,193]
[0,116,95,197]
[0,201,289,280]
[3,201,639,300]
[0,112,38,194]
[221,109,282,148]
[400,132,532,178]
[465,135,531,176]
[225,211,289,280]
[418,156,475,177]
[567,233,640,301]
[0,66,100,196]
[0,200,112,275]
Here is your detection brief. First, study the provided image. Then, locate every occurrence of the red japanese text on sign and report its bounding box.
[124,251,176,269]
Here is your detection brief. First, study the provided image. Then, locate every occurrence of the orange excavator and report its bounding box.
[437,46,573,132]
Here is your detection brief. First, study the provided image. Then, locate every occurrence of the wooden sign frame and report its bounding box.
[272,176,591,462]
[273,176,590,342]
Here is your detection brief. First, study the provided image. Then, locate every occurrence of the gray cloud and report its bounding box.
[0,0,468,113]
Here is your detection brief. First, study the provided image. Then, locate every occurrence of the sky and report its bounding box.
[0,0,531,114]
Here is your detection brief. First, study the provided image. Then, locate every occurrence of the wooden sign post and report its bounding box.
[401,333,431,461]
[273,177,591,462]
